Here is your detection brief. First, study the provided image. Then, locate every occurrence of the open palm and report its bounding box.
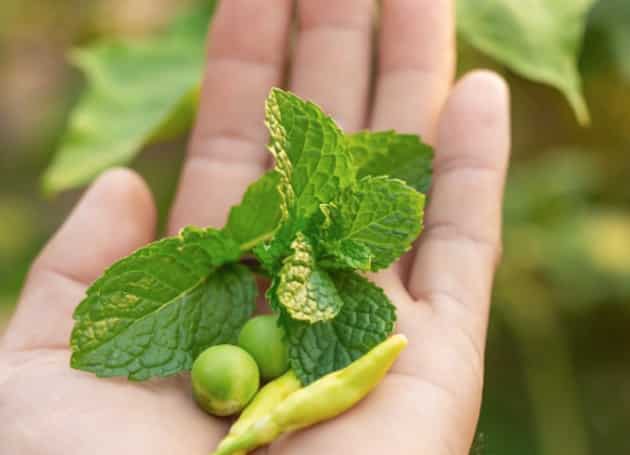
[0,1,510,454]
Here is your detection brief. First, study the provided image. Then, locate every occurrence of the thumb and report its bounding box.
[2,169,156,351]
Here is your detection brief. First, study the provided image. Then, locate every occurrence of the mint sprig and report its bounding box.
[69,88,433,385]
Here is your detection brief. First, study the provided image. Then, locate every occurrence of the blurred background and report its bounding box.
[1,1,629,453]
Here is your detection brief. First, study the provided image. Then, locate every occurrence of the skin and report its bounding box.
[0,1,510,454]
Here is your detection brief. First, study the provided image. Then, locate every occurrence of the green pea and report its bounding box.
[238,315,289,380]
[191,345,260,417]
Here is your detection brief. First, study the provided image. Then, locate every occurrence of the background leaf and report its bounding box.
[583,0,630,80]
[42,2,216,194]
[70,227,255,380]
[456,0,596,124]
[283,271,397,385]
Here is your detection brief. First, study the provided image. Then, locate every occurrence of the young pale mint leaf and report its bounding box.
[275,233,344,323]
[346,131,434,194]
[42,2,217,194]
[70,227,256,380]
[457,0,595,125]
[319,176,425,271]
[265,88,354,219]
[225,170,282,250]
[283,271,397,385]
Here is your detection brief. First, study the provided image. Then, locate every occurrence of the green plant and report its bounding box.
[238,315,289,381]
[191,344,260,417]
[456,0,596,125]
[69,89,429,387]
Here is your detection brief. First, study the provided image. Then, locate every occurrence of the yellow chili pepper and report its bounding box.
[211,334,408,455]
[221,370,302,455]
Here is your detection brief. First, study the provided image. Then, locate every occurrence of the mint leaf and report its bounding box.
[319,176,425,271]
[283,271,397,384]
[70,228,256,380]
[225,171,282,250]
[275,233,343,323]
[346,131,434,194]
[265,88,354,219]
[42,3,216,194]
[318,238,373,271]
[253,214,304,274]
[456,0,595,125]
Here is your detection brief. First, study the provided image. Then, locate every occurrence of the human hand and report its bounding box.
[0,1,510,454]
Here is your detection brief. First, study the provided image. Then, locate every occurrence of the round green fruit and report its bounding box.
[191,344,260,416]
[238,315,289,381]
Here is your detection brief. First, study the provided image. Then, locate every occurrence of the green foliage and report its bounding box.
[584,0,630,80]
[42,2,217,194]
[501,152,630,309]
[70,228,256,380]
[457,0,596,124]
[265,88,355,220]
[317,237,374,272]
[225,170,282,250]
[69,89,431,383]
[258,90,430,382]
[253,219,302,275]
[346,131,433,193]
[276,233,344,323]
[318,176,425,271]
[6,1,629,451]
[284,271,397,385]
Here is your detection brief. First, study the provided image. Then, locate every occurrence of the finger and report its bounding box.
[290,0,373,131]
[408,71,510,335]
[370,0,455,141]
[1,169,156,351]
[168,0,292,234]
[272,375,474,455]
